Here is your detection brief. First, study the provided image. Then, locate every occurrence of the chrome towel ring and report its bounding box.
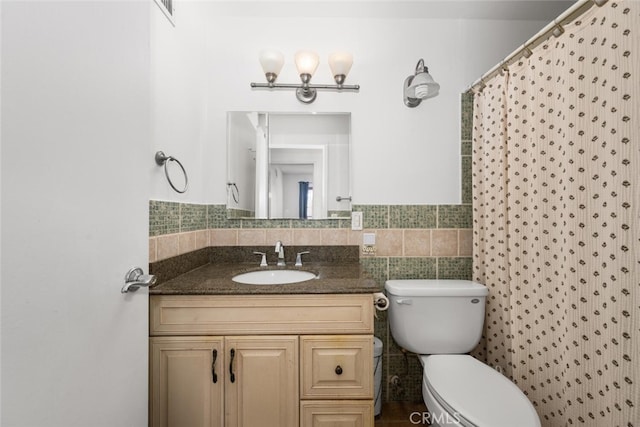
[227,182,239,204]
[155,151,188,193]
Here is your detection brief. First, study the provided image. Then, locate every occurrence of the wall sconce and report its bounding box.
[250,50,360,104]
[403,59,440,107]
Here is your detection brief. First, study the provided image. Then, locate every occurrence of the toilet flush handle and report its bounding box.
[396,298,413,305]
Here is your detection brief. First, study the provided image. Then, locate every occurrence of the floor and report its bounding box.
[375,402,430,426]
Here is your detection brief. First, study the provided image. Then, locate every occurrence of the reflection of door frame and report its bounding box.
[269,144,327,218]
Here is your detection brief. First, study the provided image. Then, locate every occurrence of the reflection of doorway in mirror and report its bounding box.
[268,163,315,219]
[306,183,313,219]
[269,144,325,218]
[298,181,314,219]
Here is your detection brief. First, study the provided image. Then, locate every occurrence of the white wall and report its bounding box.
[150,2,550,206]
[200,10,548,205]
[227,112,257,211]
[151,1,209,203]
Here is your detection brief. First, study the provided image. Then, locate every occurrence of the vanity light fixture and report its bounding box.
[403,59,440,107]
[251,49,360,104]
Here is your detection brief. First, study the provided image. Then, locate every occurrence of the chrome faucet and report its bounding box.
[275,241,286,266]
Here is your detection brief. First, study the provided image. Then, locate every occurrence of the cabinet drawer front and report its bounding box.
[150,294,373,336]
[300,400,374,427]
[301,335,373,399]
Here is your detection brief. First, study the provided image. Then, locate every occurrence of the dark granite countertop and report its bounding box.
[149,246,379,295]
[149,262,378,295]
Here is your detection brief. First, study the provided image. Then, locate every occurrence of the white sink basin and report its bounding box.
[232,270,318,285]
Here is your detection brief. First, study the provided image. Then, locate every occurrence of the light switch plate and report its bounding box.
[351,211,363,230]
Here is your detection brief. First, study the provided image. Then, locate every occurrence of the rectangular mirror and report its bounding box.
[227,112,351,219]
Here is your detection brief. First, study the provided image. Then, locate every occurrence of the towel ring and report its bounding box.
[227,182,239,204]
[155,151,188,193]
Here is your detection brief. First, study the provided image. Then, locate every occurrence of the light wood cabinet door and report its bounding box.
[225,336,299,427]
[300,400,374,427]
[150,337,224,427]
[301,335,373,399]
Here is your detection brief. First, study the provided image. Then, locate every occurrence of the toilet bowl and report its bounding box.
[385,280,540,427]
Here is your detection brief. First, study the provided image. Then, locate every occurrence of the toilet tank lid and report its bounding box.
[384,280,488,297]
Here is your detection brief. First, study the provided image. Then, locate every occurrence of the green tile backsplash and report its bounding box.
[389,205,437,229]
[149,200,180,236]
[438,204,473,228]
[461,155,472,204]
[207,204,235,229]
[438,256,473,280]
[180,203,207,232]
[461,91,474,141]
[352,204,389,229]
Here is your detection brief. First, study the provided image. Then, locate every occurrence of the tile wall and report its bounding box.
[148,93,474,403]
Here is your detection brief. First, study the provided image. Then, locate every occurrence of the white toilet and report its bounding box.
[385,279,541,427]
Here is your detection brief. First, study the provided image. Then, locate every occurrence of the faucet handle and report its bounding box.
[295,251,310,267]
[253,251,268,267]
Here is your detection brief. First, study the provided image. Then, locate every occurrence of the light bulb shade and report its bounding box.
[328,52,353,80]
[404,60,440,107]
[294,51,319,77]
[407,72,440,99]
[259,49,284,77]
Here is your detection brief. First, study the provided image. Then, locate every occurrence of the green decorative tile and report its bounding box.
[389,205,437,229]
[181,203,207,232]
[291,218,345,229]
[149,200,180,236]
[438,204,472,228]
[387,354,423,402]
[461,91,474,141]
[461,139,472,156]
[327,210,351,218]
[207,204,235,229]
[360,257,388,289]
[438,257,473,280]
[388,257,437,280]
[461,156,472,204]
[240,218,291,229]
[352,205,388,229]
[227,208,253,219]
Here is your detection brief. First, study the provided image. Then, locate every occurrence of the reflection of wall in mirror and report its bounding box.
[268,167,283,218]
[227,112,260,216]
[328,134,350,213]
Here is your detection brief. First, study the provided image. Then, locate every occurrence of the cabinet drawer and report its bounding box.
[300,335,373,399]
[150,295,374,336]
[300,400,374,427]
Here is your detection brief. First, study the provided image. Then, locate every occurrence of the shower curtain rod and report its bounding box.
[468,0,608,92]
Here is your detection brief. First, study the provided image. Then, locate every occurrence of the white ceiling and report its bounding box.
[204,0,576,21]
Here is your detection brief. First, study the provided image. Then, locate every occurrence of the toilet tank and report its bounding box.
[385,280,489,354]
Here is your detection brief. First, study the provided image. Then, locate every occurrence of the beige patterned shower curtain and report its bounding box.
[472,2,638,426]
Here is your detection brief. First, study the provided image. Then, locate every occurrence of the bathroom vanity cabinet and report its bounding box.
[149,294,375,427]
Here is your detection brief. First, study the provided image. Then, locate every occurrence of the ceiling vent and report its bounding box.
[154,0,175,26]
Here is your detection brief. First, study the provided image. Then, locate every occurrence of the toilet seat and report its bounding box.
[421,355,540,427]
